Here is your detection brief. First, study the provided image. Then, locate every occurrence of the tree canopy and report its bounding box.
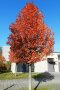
[7,3,54,64]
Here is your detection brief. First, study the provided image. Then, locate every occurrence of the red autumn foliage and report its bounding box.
[7,3,54,64]
[0,55,5,68]
[0,55,5,61]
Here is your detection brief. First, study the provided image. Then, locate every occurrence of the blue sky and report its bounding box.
[0,0,60,52]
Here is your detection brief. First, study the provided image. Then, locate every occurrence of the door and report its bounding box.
[17,63,22,72]
[58,62,60,72]
[47,58,55,72]
[22,64,26,72]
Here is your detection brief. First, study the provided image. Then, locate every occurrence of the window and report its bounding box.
[47,58,55,65]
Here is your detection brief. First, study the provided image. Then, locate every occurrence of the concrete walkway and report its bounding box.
[0,72,60,90]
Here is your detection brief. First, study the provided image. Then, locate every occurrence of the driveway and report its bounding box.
[0,72,60,90]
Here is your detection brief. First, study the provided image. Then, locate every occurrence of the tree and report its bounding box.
[7,3,54,90]
[0,55,6,72]
[0,47,2,55]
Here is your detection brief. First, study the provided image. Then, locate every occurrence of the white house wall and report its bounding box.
[2,46,10,61]
[34,60,48,73]
[11,63,16,73]
[47,52,60,72]
[53,53,59,72]
[34,52,60,73]
[54,62,59,72]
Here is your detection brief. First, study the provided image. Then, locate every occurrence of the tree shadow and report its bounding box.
[33,72,54,90]
[0,70,10,74]
[3,84,15,90]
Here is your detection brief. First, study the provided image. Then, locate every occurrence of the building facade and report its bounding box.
[34,52,60,73]
[1,46,60,73]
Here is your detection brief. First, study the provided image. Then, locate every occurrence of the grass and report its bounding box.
[17,87,50,90]
[37,87,50,90]
[0,72,28,80]
[0,72,46,80]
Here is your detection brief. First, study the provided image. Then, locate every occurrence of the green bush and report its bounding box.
[0,63,7,72]
[5,61,11,71]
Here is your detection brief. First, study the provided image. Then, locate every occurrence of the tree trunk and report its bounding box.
[29,64,32,90]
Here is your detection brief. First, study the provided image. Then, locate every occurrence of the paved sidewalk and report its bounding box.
[0,72,60,90]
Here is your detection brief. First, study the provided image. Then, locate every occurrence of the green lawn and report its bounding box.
[0,72,28,80]
[0,72,46,80]
[36,87,50,90]
[17,87,50,90]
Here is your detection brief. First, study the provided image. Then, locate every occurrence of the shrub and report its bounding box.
[5,61,11,71]
[0,55,7,72]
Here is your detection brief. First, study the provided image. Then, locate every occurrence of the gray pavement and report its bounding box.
[0,72,60,90]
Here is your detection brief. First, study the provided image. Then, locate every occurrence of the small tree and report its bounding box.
[7,3,54,90]
[5,61,11,71]
[0,55,6,72]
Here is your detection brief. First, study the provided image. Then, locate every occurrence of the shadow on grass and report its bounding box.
[33,72,54,90]
[0,70,10,74]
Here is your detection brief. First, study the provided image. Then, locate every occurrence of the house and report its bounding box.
[34,52,60,72]
[1,46,60,73]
